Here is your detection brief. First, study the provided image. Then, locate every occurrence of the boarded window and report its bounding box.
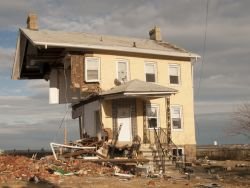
[117,61,128,82]
[85,57,100,82]
[145,63,156,82]
[171,106,182,129]
[169,65,180,84]
[146,105,159,128]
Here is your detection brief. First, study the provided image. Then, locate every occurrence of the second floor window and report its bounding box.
[169,65,180,85]
[145,62,156,82]
[117,60,128,82]
[85,57,100,82]
[171,105,182,130]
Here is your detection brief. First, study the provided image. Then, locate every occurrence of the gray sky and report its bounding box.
[0,0,249,149]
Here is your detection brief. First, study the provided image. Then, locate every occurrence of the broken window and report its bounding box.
[85,57,100,82]
[146,105,159,128]
[169,65,180,84]
[145,62,156,82]
[117,60,128,82]
[171,106,182,129]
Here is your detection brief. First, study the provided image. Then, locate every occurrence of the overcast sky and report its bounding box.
[0,0,249,149]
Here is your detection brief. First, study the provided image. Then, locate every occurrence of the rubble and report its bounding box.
[0,155,113,184]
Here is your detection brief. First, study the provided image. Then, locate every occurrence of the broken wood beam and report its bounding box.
[79,158,149,163]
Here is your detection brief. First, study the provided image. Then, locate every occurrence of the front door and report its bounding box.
[117,107,132,142]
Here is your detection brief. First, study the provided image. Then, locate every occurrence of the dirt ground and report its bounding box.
[0,155,249,188]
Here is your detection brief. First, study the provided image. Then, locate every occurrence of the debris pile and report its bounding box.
[0,155,113,183]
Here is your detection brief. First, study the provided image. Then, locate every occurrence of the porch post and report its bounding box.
[143,100,147,144]
[79,116,83,139]
[165,96,171,146]
[78,109,85,139]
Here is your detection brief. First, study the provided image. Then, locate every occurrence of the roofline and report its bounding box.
[100,91,176,97]
[20,28,200,59]
[124,91,176,95]
[35,41,200,58]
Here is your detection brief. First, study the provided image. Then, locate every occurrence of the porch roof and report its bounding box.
[100,79,177,99]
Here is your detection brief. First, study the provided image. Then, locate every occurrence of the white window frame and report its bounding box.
[116,59,129,82]
[85,57,101,82]
[146,104,160,129]
[170,105,183,131]
[169,64,181,85]
[145,62,157,83]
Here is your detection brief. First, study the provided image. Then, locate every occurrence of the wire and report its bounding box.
[52,66,70,143]
[197,0,209,98]
[195,0,209,138]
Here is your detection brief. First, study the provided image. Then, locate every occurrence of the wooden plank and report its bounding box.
[80,158,149,163]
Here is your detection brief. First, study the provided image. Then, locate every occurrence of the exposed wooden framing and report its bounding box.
[78,158,149,163]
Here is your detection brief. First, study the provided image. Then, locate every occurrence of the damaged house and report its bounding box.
[12,14,200,170]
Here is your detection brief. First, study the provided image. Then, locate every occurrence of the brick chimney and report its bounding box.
[149,26,162,41]
[27,13,38,30]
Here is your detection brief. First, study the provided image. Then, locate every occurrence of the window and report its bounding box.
[146,105,159,128]
[85,57,100,82]
[171,106,182,129]
[117,60,129,82]
[172,148,184,157]
[145,62,156,82]
[169,65,180,84]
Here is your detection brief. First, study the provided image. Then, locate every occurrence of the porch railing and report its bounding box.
[145,127,181,162]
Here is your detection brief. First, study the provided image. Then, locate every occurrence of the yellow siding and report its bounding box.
[97,53,196,145]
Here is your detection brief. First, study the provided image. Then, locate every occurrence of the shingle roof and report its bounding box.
[20,28,199,58]
[100,79,177,96]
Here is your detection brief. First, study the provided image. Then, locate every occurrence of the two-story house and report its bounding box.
[12,14,199,161]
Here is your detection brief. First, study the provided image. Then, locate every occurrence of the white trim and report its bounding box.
[169,64,181,86]
[30,40,200,59]
[124,91,176,95]
[170,105,183,131]
[116,59,130,82]
[144,61,157,83]
[85,56,101,82]
[146,104,160,129]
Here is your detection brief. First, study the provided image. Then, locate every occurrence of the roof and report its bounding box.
[100,79,177,99]
[20,28,199,58]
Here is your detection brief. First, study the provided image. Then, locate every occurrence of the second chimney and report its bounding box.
[149,26,162,41]
[27,13,38,30]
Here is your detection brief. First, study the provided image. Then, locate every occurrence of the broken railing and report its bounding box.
[153,127,167,173]
[50,142,97,160]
